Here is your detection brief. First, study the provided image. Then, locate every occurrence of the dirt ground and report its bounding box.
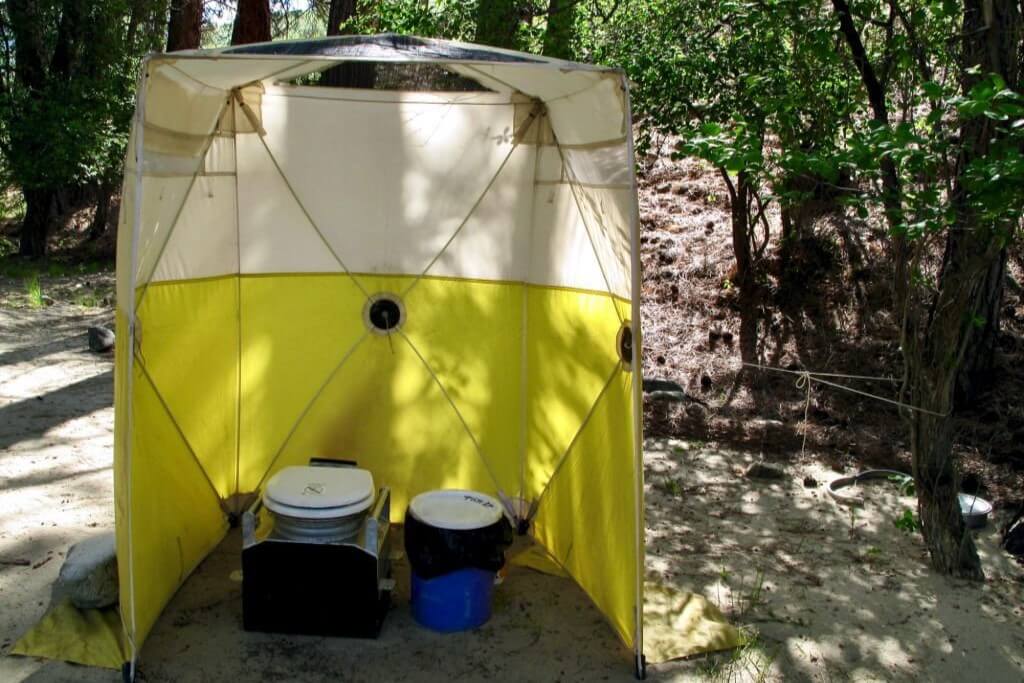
[1,287,1022,682]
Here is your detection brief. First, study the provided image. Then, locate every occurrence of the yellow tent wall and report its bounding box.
[114,35,644,674]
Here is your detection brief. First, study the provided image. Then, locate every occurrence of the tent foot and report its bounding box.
[634,653,646,680]
[122,661,137,683]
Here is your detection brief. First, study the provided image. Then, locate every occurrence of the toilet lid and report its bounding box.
[264,466,374,519]
[409,490,503,530]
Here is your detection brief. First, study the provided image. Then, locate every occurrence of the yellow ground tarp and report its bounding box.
[10,600,127,670]
[643,583,746,663]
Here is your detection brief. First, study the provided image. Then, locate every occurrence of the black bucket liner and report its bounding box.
[404,510,513,579]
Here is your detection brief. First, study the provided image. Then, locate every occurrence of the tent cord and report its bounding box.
[134,352,230,515]
[397,329,507,500]
[253,330,371,492]
[254,132,372,301]
[549,126,626,327]
[741,362,950,457]
[533,361,622,508]
[133,97,232,318]
[398,104,542,302]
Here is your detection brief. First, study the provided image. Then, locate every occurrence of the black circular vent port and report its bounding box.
[617,323,634,368]
[364,294,404,334]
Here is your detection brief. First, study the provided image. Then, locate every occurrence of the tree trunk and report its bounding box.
[728,170,753,287]
[475,0,520,49]
[88,181,115,241]
[18,188,56,258]
[167,0,203,52]
[542,0,574,60]
[722,169,758,365]
[231,0,270,46]
[322,0,375,88]
[955,248,1007,405]
[953,0,1021,406]
[903,0,1021,580]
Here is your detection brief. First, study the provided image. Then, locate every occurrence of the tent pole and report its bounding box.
[547,122,625,328]
[231,92,243,512]
[132,98,231,318]
[622,73,647,680]
[122,55,150,682]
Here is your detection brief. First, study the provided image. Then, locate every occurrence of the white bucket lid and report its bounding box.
[264,466,374,519]
[409,490,503,530]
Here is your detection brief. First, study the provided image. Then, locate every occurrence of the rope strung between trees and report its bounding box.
[742,362,950,457]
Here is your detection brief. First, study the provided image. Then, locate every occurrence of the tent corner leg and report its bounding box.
[634,653,647,680]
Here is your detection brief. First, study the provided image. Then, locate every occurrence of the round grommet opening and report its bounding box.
[617,322,634,369]
[363,294,405,334]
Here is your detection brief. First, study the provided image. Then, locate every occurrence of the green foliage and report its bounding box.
[340,1,478,43]
[0,0,143,207]
[893,508,922,534]
[23,274,43,308]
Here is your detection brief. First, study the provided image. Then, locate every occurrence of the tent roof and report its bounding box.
[177,33,616,71]
[154,34,624,101]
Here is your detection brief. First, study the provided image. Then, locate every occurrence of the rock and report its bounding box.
[744,462,786,480]
[803,475,818,488]
[41,295,56,306]
[656,182,671,193]
[88,326,115,353]
[52,533,118,609]
[685,403,705,419]
[671,182,687,195]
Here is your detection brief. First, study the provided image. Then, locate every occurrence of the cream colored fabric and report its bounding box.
[123,45,633,297]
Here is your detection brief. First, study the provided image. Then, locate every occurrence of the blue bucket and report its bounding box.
[410,568,495,632]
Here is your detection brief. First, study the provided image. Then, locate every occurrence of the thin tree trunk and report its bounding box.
[18,188,56,258]
[955,249,1007,404]
[475,0,520,49]
[231,0,270,46]
[322,0,375,88]
[88,181,115,241]
[167,0,203,52]
[722,169,758,365]
[542,0,575,60]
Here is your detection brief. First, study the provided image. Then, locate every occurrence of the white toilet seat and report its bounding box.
[263,466,375,520]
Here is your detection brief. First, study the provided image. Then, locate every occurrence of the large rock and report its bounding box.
[87,326,115,353]
[744,461,786,480]
[52,533,118,609]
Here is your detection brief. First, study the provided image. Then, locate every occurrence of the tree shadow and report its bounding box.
[643,438,1024,681]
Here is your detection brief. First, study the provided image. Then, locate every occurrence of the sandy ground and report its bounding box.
[1,297,1023,682]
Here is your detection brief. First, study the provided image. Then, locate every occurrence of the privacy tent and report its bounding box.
[113,34,645,675]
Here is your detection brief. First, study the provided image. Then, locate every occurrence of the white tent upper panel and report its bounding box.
[128,35,636,300]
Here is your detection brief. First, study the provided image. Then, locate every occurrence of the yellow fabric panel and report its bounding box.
[237,273,375,492]
[10,600,126,670]
[400,277,522,496]
[523,286,625,499]
[113,309,132,653]
[136,277,239,496]
[240,273,522,515]
[531,370,638,648]
[126,364,229,646]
